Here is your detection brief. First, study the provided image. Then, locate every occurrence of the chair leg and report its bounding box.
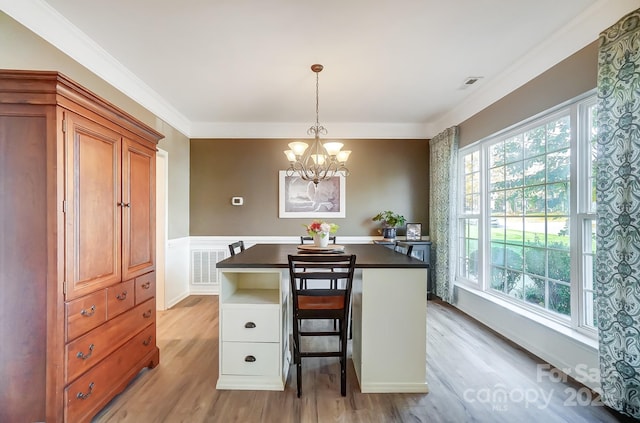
[297,360,302,398]
[348,304,353,339]
[293,318,302,398]
[340,320,347,396]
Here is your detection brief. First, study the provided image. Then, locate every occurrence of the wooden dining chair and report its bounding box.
[288,254,356,397]
[394,241,414,257]
[228,240,245,256]
[300,235,336,244]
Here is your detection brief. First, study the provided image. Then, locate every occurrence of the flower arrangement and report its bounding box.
[305,220,339,238]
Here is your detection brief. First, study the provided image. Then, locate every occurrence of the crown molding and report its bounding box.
[3,0,636,140]
[189,121,431,139]
[0,0,192,136]
[430,0,640,137]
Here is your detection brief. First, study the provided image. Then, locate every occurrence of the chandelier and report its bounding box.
[284,64,350,185]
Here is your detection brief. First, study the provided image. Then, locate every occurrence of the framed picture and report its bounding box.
[406,223,422,240]
[279,171,346,218]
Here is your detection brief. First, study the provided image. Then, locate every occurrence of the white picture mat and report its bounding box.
[279,171,346,218]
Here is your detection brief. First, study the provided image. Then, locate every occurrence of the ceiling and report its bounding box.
[2,0,635,138]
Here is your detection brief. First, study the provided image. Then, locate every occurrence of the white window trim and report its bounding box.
[455,89,598,339]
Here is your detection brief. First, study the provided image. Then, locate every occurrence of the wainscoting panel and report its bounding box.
[166,237,191,308]
[190,249,225,294]
[187,236,376,296]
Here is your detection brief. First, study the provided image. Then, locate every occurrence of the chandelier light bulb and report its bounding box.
[323,142,344,156]
[336,150,351,163]
[311,154,326,165]
[288,141,309,156]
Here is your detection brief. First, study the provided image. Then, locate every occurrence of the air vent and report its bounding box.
[191,249,225,285]
[459,76,483,90]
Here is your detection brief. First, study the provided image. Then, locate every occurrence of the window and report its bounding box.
[458,151,480,282]
[578,99,598,329]
[457,91,597,335]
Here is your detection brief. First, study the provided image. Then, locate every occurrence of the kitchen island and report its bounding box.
[215,243,429,393]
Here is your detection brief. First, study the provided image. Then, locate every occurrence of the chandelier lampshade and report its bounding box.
[284,64,350,185]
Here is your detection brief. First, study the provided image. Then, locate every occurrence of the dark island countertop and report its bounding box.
[216,243,429,269]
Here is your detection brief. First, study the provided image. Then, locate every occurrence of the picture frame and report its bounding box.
[279,171,346,218]
[406,223,422,240]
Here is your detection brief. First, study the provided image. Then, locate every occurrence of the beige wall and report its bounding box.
[458,41,598,147]
[0,12,190,239]
[190,138,430,236]
[4,8,596,239]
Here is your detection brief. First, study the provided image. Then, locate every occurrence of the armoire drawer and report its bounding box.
[66,290,108,342]
[222,307,279,343]
[135,271,155,304]
[64,324,156,423]
[221,342,279,376]
[106,279,135,319]
[65,298,155,383]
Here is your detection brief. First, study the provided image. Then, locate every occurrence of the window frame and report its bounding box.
[455,89,598,337]
[456,147,482,287]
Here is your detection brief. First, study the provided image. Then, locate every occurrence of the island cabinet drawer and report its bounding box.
[65,298,155,383]
[135,271,155,305]
[106,279,135,319]
[222,307,279,343]
[221,342,279,376]
[66,290,108,342]
[64,324,156,423]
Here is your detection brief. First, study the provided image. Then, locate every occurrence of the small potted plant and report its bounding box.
[372,210,406,239]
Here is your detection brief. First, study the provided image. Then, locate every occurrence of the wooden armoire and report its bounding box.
[0,70,163,422]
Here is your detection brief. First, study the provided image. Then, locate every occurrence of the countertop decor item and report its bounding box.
[304,220,339,247]
[372,210,406,239]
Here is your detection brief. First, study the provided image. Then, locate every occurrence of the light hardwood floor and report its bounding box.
[92,296,634,422]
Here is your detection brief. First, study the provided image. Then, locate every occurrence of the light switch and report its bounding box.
[231,196,243,206]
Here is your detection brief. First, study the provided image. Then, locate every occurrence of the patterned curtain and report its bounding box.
[429,126,459,303]
[596,8,640,419]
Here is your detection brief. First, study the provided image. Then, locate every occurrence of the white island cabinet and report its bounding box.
[216,269,290,390]
[215,244,428,393]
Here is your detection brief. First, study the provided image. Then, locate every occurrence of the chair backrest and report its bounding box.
[288,254,356,317]
[300,235,337,244]
[394,241,414,256]
[228,240,245,256]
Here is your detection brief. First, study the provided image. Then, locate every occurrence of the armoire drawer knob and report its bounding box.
[76,343,95,360]
[76,382,94,400]
[80,305,96,317]
[244,355,256,363]
[244,322,256,328]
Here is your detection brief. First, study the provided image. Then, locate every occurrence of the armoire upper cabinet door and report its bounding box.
[122,138,155,280]
[65,112,122,300]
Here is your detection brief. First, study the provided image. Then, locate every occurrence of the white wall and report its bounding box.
[164,237,191,308]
